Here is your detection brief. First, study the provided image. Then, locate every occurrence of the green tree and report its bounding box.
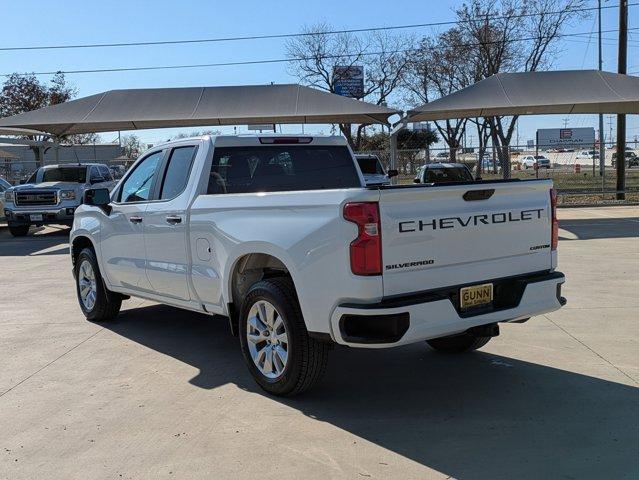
[0,72,76,164]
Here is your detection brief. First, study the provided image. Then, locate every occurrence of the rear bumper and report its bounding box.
[330,271,565,348]
[5,207,76,226]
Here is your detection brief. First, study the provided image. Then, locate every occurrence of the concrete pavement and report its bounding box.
[0,208,638,480]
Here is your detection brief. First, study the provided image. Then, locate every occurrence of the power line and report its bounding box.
[0,2,634,52]
[5,28,638,78]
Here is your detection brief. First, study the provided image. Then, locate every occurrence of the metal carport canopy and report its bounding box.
[0,84,399,136]
[405,70,639,122]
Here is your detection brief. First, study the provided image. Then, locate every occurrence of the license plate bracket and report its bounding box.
[29,214,43,222]
[460,283,493,310]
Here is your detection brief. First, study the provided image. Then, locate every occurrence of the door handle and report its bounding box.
[129,216,143,224]
[165,215,182,225]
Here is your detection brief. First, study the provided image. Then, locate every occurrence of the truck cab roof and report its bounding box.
[155,134,348,149]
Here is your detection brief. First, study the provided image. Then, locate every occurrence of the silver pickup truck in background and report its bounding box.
[3,163,115,237]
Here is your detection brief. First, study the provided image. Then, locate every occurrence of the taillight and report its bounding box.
[550,188,558,250]
[343,202,382,276]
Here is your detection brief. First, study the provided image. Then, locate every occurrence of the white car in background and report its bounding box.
[576,150,599,160]
[0,177,12,221]
[521,155,551,169]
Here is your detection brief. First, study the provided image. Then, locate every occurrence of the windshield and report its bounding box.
[356,157,385,175]
[534,156,548,160]
[423,167,473,184]
[41,167,87,183]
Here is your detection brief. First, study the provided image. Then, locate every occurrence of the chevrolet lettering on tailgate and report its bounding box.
[398,208,545,233]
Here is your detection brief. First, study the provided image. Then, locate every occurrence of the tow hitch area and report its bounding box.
[467,323,500,338]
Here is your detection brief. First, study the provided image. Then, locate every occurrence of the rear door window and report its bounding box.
[207,145,360,194]
[159,146,197,200]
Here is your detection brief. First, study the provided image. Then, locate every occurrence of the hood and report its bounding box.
[11,181,83,191]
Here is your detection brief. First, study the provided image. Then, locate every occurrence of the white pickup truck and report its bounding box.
[70,135,565,396]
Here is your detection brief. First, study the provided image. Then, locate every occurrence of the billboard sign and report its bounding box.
[333,66,364,98]
[536,128,595,150]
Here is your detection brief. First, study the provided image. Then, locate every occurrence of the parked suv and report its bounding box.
[354,153,397,185]
[414,162,474,184]
[3,163,115,236]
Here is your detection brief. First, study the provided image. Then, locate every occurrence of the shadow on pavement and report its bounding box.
[108,303,639,480]
[0,225,70,256]
[559,217,639,240]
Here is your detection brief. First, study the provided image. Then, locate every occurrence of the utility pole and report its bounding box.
[608,115,614,141]
[562,118,570,129]
[598,0,606,178]
[617,0,628,200]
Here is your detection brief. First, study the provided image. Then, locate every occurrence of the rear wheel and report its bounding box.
[427,332,492,354]
[239,277,329,396]
[8,225,29,237]
[75,247,121,321]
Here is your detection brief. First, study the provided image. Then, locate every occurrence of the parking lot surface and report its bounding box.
[1,208,638,480]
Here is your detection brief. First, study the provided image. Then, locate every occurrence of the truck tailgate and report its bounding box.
[379,180,554,297]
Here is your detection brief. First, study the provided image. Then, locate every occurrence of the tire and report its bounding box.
[427,332,492,354]
[8,225,29,237]
[75,247,121,322]
[239,277,329,396]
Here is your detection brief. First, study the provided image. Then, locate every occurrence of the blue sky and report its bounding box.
[1,0,638,147]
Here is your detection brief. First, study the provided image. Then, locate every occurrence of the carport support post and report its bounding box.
[389,120,406,184]
[616,0,628,200]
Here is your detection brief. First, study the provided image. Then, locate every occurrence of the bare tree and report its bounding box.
[404,28,476,162]
[457,0,589,176]
[121,134,142,159]
[62,133,101,145]
[286,24,410,149]
[169,129,221,141]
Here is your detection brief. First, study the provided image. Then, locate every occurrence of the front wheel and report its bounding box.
[427,332,492,354]
[75,247,121,321]
[239,277,329,396]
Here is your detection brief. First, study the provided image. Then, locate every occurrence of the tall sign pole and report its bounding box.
[616,0,628,200]
[598,0,605,180]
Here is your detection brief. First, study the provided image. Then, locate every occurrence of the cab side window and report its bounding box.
[118,151,163,203]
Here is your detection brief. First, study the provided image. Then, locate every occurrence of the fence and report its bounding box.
[359,141,639,201]
[3,143,639,202]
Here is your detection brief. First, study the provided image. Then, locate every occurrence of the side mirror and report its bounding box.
[84,188,111,211]
[413,178,421,184]
[387,169,399,178]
